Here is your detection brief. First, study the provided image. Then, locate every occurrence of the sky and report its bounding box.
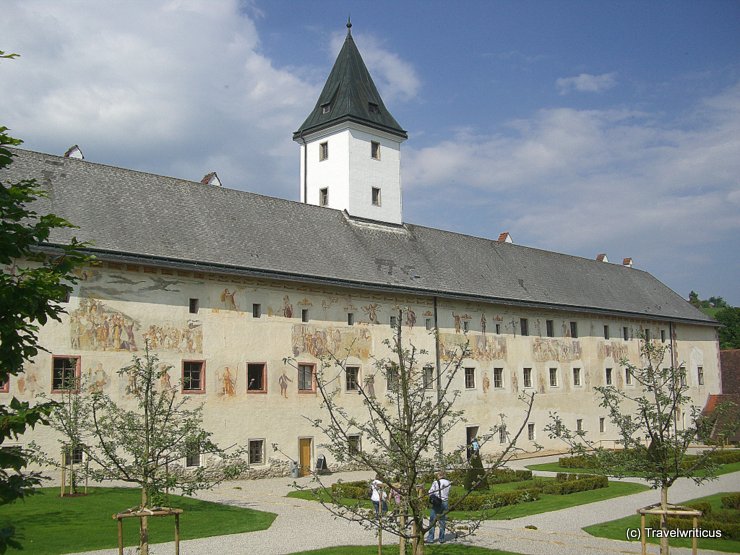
[1,0,739,306]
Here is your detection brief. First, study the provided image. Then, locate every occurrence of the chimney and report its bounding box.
[623,257,633,268]
[497,232,513,244]
[201,172,222,187]
[596,253,609,263]
[63,145,84,159]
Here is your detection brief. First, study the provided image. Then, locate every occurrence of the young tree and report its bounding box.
[1,52,89,550]
[83,345,244,555]
[547,336,734,555]
[285,309,536,554]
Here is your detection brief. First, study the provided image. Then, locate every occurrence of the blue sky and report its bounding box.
[1,0,739,306]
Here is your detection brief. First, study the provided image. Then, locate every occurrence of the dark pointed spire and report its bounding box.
[294,22,407,140]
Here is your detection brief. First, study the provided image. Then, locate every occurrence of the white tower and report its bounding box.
[294,21,408,225]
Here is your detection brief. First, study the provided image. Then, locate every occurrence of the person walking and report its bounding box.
[426,471,451,543]
[370,475,387,515]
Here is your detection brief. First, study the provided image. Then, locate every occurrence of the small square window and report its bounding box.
[371,187,381,206]
[570,321,578,338]
[425,318,433,331]
[298,364,315,392]
[625,368,633,386]
[603,325,609,340]
[247,363,266,393]
[348,434,361,455]
[189,298,199,314]
[697,366,704,386]
[321,103,331,114]
[302,309,309,323]
[368,102,380,114]
[546,320,554,338]
[319,142,328,161]
[347,312,354,326]
[623,326,629,341]
[371,141,381,160]
[576,419,583,432]
[493,368,503,389]
[599,417,605,433]
[253,303,262,318]
[520,318,529,337]
[63,444,84,466]
[182,361,205,393]
[605,368,613,385]
[573,368,581,387]
[248,439,265,465]
[523,368,532,388]
[52,356,80,393]
[527,423,535,441]
[549,368,558,387]
[464,367,476,389]
[346,366,359,391]
[423,365,434,389]
[319,187,329,207]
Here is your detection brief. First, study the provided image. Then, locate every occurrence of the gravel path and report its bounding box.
[68,458,739,555]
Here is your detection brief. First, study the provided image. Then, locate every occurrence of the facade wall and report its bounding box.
[5,261,720,475]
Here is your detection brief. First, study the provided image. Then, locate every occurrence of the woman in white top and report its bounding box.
[370,475,388,515]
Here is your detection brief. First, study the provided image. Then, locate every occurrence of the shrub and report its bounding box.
[721,493,740,509]
[558,454,599,468]
[543,475,608,495]
[464,453,488,491]
[449,487,541,510]
[331,480,369,499]
[487,468,532,484]
[648,514,740,540]
[707,450,740,465]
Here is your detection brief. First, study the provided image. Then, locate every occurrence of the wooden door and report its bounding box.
[299,438,312,477]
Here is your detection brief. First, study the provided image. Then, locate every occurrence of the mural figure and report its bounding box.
[283,295,294,318]
[598,342,628,361]
[532,338,582,362]
[279,371,293,398]
[160,367,172,390]
[17,372,39,395]
[364,374,376,397]
[220,288,239,311]
[142,321,202,353]
[70,298,141,352]
[406,309,417,329]
[453,313,462,334]
[292,325,372,359]
[220,366,236,396]
[480,313,487,334]
[86,362,109,393]
[482,372,490,393]
[362,303,380,324]
[440,334,507,362]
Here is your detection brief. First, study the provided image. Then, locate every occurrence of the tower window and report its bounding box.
[371,141,381,160]
[321,103,331,114]
[319,187,329,207]
[368,102,379,114]
[319,142,328,161]
[371,187,381,206]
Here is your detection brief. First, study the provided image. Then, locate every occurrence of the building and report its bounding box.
[2,23,720,476]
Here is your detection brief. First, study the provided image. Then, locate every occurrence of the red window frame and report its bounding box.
[51,356,81,393]
[182,360,206,394]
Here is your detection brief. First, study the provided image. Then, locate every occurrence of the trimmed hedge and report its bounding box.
[542,475,608,494]
[648,514,740,541]
[706,450,740,465]
[721,493,740,510]
[449,487,541,510]
[487,468,533,484]
[558,454,599,468]
[331,480,369,499]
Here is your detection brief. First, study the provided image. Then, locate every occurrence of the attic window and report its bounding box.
[319,187,329,207]
[371,141,381,160]
[319,142,328,161]
[371,187,381,206]
[321,103,331,114]
[368,102,379,114]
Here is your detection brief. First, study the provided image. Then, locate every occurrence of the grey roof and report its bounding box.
[4,148,715,325]
[294,25,407,140]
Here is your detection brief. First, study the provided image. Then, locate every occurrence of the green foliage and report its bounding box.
[330,480,369,500]
[541,474,608,494]
[464,452,488,491]
[448,488,541,510]
[715,306,740,349]
[721,493,740,510]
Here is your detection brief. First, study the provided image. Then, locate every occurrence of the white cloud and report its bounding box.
[556,72,617,95]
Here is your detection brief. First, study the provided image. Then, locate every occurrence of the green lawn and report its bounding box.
[526,461,740,477]
[0,487,276,555]
[287,478,648,520]
[583,492,740,554]
[293,546,521,554]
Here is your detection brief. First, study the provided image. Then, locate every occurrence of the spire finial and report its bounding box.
[346,15,352,36]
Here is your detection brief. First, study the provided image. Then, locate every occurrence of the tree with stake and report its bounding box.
[285,308,536,554]
[547,334,735,555]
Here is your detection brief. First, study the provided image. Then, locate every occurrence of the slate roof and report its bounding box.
[293,24,407,140]
[4,148,715,326]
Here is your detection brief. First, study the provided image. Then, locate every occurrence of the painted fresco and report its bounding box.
[440,333,507,361]
[291,325,372,359]
[218,366,237,397]
[598,341,629,361]
[219,288,240,311]
[406,309,417,329]
[16,370,40,395]
[362,303,380,324]
[142,321,202,353]
[70,298,140,351]
[84,362,110,393]
[532,338,582,362]
[278,370,293,398]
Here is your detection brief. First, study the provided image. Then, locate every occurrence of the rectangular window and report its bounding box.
[247,363,266,393]
[495,323,501,334]
[0,374,8,393]
[319,187,329,207]
[520,318,529,336]
[493,368,503,389]
[623,326,629,341]
[301,309,309,323]
[319,142,328,161]
[189,298,199,314]
[599,417,605,433]
[346,366,359,391]
[573,367,581,387]
[371,141,381,160]
[576,419,583,432]
[680,371,686,387]
[182,361,205,393]
[570,321,578,338]
[527,423,535,441]
[185,440,201,467]
[390,315,397,328]
[63,444,84,466]
[371,187,381,206]
[348,434,361,455]
[52,356,80,393]
[546,320,554,338]
[603,325,609,340]
[523,368,532,388]
[248,439,264,465]
[625,368,633,386]
[347,312,354,326]
[423,365,434,389]
[697,366,704,386]
[386,366,399,392]
[549,368,558,387]
[462,320,469,332]
[464,367,476,389]
[499,426,507,444]
[298,364,315,392]
[660,329,666,343]
[425,318,433,331]
[252,303,262,318]
[605,368,613,386]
